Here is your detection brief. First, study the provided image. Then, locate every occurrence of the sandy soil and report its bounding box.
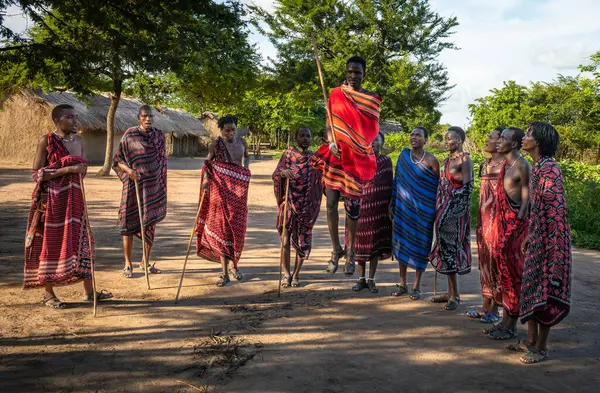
[0,156,599,393]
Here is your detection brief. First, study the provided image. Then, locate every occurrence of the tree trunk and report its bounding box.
[97,79,122,176]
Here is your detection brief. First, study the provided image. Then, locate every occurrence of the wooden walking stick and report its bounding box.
[277,133,292,298]
[311,33,337,147]
[175,173,206,304]
[79,174,98,317]
[134,179,151,290]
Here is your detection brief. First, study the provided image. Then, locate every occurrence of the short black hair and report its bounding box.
[295,127,310,137]
[138,104,153,117]
[414,126,430,139]
[505,127,525,148]
[493,126,505,133]
[447,126,466,142]
[52,104,75,122]
[528,121,559,157]
[218,114,238,129]
[346,56,367,73]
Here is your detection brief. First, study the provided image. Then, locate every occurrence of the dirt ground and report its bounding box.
[1,156,599,393]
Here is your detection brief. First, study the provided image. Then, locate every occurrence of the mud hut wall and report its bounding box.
[165,133,207,157]
[81,130,124,164]
[0,95,56,165]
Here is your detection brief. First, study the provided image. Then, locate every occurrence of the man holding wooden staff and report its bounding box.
[24,104,112,308]
[273,127,323,288]
[197,115,251,287]
[113,105,167,279]
[312,56,383,276]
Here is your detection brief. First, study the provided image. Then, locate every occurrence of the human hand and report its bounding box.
[127,168,141,181]
[281,169,295,179]
[330,143,341,159]
[201,179,209,191]
[521,237,529,254]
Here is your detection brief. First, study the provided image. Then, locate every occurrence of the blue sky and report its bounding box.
[5,1,599,126]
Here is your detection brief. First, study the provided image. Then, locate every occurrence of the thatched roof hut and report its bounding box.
[199,111,249,139]
[0,89,209,164]
[379,121,404,135]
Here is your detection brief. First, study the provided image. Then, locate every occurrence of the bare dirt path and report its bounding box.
[0,157,598,393]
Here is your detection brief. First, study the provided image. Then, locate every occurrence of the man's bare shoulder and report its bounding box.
[424,152,439,165]
[38,134,49,145]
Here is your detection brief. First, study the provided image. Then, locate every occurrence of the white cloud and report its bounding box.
[430,0,600,126]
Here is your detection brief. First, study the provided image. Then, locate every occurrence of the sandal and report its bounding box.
[480,312,500,324]
[139,263,161,274]
[122,266,133,278]
[488,326,518,340]
[431,293,450,303]
[229,268,243,281]
[465,307,485,319]
[507,340,534,353]
[367,280,378,293]
[352,278,368,292]
[520,348,549,364]
[444,296,460,311]
[42,296,67,309]
[409,288,422,300]
[326,249,345,274]
[391,284,408,296]
[281,276,291,288]
[344,251,356,276]
[291,277,300,287]
[482,323,503,335]
[83,289,113,302]
[216,274,230,287]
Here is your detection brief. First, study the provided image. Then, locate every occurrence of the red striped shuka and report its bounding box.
[23,133,93,289]
[312,84,382,200]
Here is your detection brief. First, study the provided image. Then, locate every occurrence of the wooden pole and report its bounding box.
[311,33,337,146]
[175,174,206,304]
[79,174,97,317]
[277,134,292,298]
[134,180,150,290]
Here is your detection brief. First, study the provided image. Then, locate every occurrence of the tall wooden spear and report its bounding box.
[79,174,98,317]
[311,33,337,147]
[174,172,207,304]
[277,133,292,298]
[134,180,151,290]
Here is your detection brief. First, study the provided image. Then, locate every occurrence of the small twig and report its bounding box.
[176,380,206,392]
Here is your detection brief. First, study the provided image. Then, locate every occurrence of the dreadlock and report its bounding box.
[528,121,559,157]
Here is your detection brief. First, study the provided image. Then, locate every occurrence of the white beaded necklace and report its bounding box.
[410,149,426,165]
[53,131,74,142]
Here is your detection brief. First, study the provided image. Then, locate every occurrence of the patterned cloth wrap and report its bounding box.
[392,149,439,272]
[345,154,393,262]
[24,133,92,289]
[476,158,502,302]
[519,157,572,326]
[113,126,167,245]
[312,84,382,200]
[429,154,474,275]
[196,137,251,267]
[273,147,323,259]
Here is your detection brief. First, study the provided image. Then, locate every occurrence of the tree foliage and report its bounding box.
[250,0,458,129]
[0,0,258,174]
[468,51,600,162]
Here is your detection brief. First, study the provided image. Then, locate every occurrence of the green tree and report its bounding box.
[1,1,257,175]
[251,0,458,129]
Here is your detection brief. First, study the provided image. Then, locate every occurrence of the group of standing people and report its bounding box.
[23,56,572,366]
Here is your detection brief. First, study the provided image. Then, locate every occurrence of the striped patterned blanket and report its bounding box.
[113,127,167,245]
[392,149,439,272]
[196,138,251,267]
[24,133,92,289]
[312,85,382,199]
